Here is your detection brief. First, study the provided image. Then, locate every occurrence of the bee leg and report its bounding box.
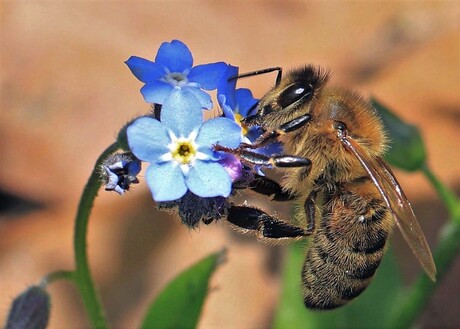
[304,191,317,234]
[249,175,298,201]
[242,114,312,148]
[214,145,312,170]
[271,154,312,169]
[227,205,308,239]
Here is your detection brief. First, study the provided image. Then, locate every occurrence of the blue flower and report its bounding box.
[218,65,282,156]
[127,90,242,202]
[218,65,258,139]
[126,40,227,109]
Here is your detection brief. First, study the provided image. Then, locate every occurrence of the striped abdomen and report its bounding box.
[302,182,393,309]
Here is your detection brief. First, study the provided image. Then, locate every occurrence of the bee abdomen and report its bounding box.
[302,209,389,309]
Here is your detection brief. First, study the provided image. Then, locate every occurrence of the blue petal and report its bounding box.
[140,81,173,104]
[235,88,258,117]
[246,126,263,143]
[197,147,219,160]
[246,127,284,156]
[261,142,284,155]
[182,86,213,110]
[125,56,165,83]
[188,62,228,90]
[146,162,188,201]
[161,89,203,137]
[127,117,170,162]
[217,64,238,110]
[186,161,232,198]
[155,40,193,73]
[218,94,236,121]
[127,159,142,176]
[196,117,242,149]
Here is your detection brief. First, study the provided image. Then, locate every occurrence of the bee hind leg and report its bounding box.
[227,205,308,239]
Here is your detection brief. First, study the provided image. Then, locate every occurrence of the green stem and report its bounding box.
[421,163,460,220]
[73,142,119,329]
[40,270,75,287]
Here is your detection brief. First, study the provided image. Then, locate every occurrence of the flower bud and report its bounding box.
[101,152,141,195]
[219,154,243,182]
[4,286,50,329]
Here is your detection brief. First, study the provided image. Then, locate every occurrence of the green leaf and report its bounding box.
[371,98,426,171]
[273,242,404,329]
[140,249,226,329]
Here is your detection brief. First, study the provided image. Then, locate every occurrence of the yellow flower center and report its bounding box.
[172,141,196,164]
[234,113,248,136]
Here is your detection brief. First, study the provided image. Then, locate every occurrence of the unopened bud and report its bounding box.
[219,154,243,182]
[101,152,142,195]
[5,286,50,329]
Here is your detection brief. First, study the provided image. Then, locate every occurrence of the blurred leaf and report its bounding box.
[273,241,404,329]
[140,249,226,329]
[0,189,44,218]
[371,98,426,171]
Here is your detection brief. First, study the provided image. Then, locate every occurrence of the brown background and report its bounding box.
[1,1,459,328]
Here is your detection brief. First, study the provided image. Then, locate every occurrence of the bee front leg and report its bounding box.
[214,145,312,170]
[242,114,312,149]
[227,205,308,240]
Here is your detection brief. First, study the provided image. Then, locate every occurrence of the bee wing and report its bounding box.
[341,137,436,281]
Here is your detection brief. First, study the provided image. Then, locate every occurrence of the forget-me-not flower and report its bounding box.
[126,40,227,110]
[218,64,282,156]
[127,90,242,202]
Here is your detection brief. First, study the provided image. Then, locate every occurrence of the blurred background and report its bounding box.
[1,1,459,328]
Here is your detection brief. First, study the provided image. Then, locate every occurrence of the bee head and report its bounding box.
[251,65,329,129]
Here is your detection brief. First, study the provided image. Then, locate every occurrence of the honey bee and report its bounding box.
[215,65,436,310]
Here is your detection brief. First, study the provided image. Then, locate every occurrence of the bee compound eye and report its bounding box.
[278,82,313,108]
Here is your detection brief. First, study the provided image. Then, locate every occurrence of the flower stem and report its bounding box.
[421,163,460,220]
[40,270,75,287]
[73,142,119,329]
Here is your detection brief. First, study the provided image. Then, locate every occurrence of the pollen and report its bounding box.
[234,113,248,136]
[172,141,197,164]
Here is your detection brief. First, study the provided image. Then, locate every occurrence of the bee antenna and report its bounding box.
[228,67,283,86]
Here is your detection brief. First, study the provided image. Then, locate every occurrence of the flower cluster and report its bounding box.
[109,40,281,226]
